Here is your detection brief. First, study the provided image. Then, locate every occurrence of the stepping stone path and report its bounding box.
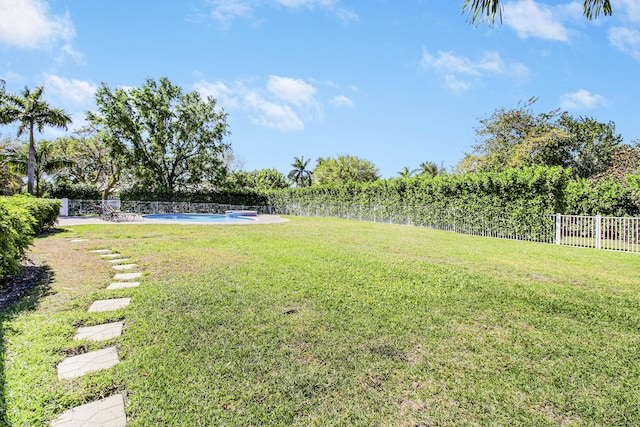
[113,272,142,281]
[57,347,120,380]
[107,282,140,290]
[112,264,137,271]
[88,298,131,313]
[52,244,145,426]
[51,394,127,427]
[74,321,124,342]
[107,258,131,264]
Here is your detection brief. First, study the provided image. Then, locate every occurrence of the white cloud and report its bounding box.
[206,0,254,28]
[560,89,608,110]
[244,92,304,131]
[503,0,570,42]
[0,0,76,49]
[609,27,640,60]
[44,75,97,107]
[267,75,316,107]
[617,0,640,23]
[203,0,357,27]
[194,75,325,132]
[421,48,529,92]
[331,95,353,107]
[193,80,241,108]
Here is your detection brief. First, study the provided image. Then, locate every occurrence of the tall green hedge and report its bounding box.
[49,182,102,200]
[120,187,268,206]
[564,178,640,216]
[268,167,571,238]
[0,195,60,283]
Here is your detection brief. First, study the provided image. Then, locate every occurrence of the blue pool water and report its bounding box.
[143,213,254,223]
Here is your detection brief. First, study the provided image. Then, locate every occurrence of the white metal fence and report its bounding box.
[64,200,639,254]
[66,199,269,216]
[274,204,639,254]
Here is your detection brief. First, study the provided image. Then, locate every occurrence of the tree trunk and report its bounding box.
[27,123,35,195]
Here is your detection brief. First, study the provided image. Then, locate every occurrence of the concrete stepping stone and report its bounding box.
[70,239,87,243]
[57,347,119,380]
[74,322,124,342]
[88,298,131,313]
[112,264,137,271]
[50,394,126,427]
[100,253,122,259]
[89,249,111,254]
[113,272,142,281]
[107,282,140,290]
[107,258,131,264]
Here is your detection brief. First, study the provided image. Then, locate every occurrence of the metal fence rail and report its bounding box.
[65,200,639,254]
[274,204,638,254]
[67,199,269,216]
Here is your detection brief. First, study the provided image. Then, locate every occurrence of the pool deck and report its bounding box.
[57,214,288,226]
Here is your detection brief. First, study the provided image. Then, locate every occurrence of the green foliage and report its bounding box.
[253,168,290,191]
[88,77,229,193]
[459,100,621,179]
[0,195,60,281]
[0,85,71,195]
[50,127,124,200]
[120,187,268,205]
[7,140,73,197]
[0,139,23,195]
[463,0,612,25]
[49,182,102,200]
[313,155,380,185]
[565,178,640,216]
[287,156,313,187]
[270,166,570,238]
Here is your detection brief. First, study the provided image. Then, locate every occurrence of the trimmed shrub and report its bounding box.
[565,178,640,216]
[120,187,268,206]
[0,195,60,283]
[50,182,102,200]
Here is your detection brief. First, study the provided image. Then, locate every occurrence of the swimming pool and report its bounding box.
[143,213,255,223]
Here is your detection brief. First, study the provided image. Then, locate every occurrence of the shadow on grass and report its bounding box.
[0,264,54,426]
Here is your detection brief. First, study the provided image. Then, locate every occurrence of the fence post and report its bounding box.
[595,214,602,249]
[59,198,69,217]
[555,214,562,245]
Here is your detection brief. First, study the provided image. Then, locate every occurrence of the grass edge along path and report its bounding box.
[2,216,640,426]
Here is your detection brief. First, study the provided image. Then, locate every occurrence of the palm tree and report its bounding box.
[0,85,71,195]
[288,156,313,187]
[463,0,612,24]
[7,140,73,196]
[398,166,418,179]
[417,161,441,178]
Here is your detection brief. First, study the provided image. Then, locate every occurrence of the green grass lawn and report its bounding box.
[2,216,640,426]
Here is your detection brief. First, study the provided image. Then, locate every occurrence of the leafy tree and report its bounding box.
[51,127,125,199]
[7,140,72,196]
[600,141,640,182]
[313,155,380,185]
[88,77,230,193]
[0,85,71,195]
[458,99,621,178]
[556,114,622,179]
[288,156,313,187]
[252,168,290,191]
[463,0,612,25]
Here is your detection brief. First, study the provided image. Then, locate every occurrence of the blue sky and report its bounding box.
[1,0,639,178]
